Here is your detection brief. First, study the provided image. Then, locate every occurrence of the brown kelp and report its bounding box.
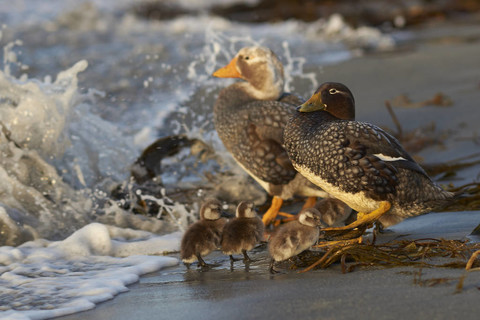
[296,238,480,274]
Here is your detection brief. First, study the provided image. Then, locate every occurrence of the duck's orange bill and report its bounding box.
[212,56,242,78]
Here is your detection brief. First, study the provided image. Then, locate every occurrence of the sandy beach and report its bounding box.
[55,18,480,320]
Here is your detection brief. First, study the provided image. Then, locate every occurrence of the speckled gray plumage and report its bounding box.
[213,47,328,200]
[279,92,305,105]
[214,84,299,185]
[284,94,455,226]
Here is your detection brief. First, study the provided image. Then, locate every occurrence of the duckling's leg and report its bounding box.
[322,201,391,232]
[196,254,208,268]
[301,197,317,210]
[262,196,284,226]
[269,259,278,274]
[242,250,250,262]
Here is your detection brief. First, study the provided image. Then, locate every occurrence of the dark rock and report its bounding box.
[132,1,192,21]
[131,135,197,184]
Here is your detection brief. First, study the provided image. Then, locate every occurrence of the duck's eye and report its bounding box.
[244,56,250,60]
[329,88,338,94]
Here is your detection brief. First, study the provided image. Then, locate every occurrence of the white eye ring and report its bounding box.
[329,88,338,94]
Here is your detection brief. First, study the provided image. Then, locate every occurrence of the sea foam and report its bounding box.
[0,223,180,320]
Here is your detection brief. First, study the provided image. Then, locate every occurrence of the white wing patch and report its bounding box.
[373,153,406,162]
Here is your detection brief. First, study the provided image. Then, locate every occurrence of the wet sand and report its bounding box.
[58,211,480,320]
[57,22,480,320]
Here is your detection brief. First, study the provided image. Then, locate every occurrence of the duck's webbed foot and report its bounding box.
[320,201,391,240]
[196,254,210,269]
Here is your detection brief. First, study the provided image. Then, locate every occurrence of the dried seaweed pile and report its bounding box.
[296,238,480,274]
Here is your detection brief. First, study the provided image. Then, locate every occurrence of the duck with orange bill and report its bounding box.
[212,46,329,226]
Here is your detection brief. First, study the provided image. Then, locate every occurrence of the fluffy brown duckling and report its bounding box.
[221,201,264,263]
[180,199,228,268]
[268,207,324,273]
[213,46,328,227]
[314,197,352,227]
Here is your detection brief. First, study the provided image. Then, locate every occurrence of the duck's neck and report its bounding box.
[214,84,254,113]
[214,78,284,113]
[242,72,284,101]
[294,110,341,129]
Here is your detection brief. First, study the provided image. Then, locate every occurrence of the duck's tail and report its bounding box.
[440,182,480,212]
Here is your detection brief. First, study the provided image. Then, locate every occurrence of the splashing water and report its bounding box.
[0,39,194,245]
[0,1,400,317]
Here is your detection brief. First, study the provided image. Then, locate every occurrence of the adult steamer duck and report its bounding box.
[212,46,329,226]
[284,82,457,236]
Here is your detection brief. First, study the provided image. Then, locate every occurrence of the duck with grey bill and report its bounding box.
[221,201,264,263]
[212,46,329,227]
[283,82,458,235]
[180,199,229,268]
[269,208,325,273]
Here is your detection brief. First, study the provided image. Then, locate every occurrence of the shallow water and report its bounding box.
[0,0,401,245]
[1,0,478,319]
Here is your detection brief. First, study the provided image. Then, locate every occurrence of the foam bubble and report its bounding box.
[0,223,180,319]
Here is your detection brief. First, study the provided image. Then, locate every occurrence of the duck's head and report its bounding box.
[213,46,284,100]
[297,82,355,120]
[235,201,257,218]
[298,208,324,228]
[200,199,224,220]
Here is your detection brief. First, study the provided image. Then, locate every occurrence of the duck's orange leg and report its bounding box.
[301,197,317,210]
[278,212,295,218]
[322,201,391,232]
[277,213,297,225]
[262,196,283,226]
[272,197,318,225]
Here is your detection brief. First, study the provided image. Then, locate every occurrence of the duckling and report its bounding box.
[221,201,264,262]
[213,46,328,226]
[268,208,324,273]
[284,82,458,231]
[314,197,352,227]
[180,199,228,268]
